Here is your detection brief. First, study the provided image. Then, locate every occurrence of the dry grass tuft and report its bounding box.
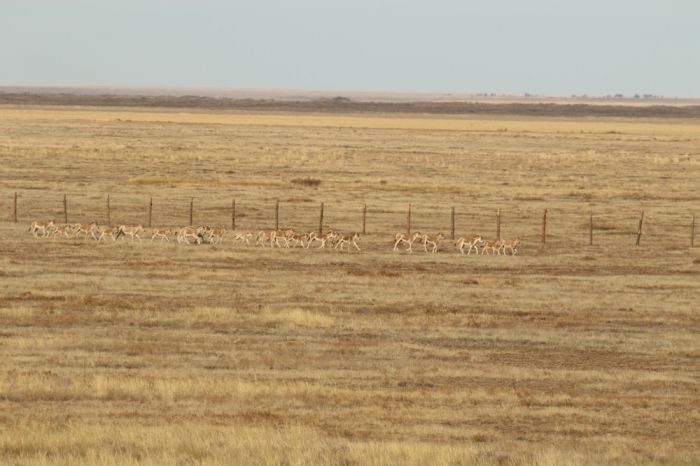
[262,307,335,328]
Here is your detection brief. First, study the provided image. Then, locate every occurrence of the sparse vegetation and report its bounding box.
[0,103,699,464]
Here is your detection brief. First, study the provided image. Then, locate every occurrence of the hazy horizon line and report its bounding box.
[1,82,697,103]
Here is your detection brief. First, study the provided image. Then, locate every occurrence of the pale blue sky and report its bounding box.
[2,0,698,97]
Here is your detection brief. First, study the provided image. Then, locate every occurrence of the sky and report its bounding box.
[1,0,698,97]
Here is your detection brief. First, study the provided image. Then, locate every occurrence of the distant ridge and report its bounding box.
[2,86,700,118]
[1,83,698,106]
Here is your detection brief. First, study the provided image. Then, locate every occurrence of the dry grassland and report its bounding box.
[0,104,699,465]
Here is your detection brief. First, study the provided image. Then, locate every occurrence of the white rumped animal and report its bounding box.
[307,231,337,249]
[393,231,422,254]
[119,224,144,241]
[151,228,172,242]
[73,222,99,240]
[50,223,73,240]
[97,226,121,242]
[176,226,203,244]
[421,233,444,253]
[208,227,226,245]
[456,235,483,255]
[481,239,502,255]
[29,220,55,238]
[499,238,521,256]
[255,230,270,247]
[232,231,253,246]
[335,232,361,253]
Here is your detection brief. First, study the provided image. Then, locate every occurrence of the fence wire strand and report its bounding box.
[4,192,697,249]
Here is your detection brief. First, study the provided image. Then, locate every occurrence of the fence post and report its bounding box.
[275,199,279,230]
[13,192,17,223]
[148,197,153,227]
[589,212,593,246]
[690,214,695,248]
[232,199,236,230]
[362,204,367,235]
[451,206,455,240]
[541,208,548,247]
[636,210,644,246]
[407,204,412,235]
[319,202,324,235]
[63,194,68,223]
[106,194,111,226]
[496,208,501,240]
[189,197,194,226]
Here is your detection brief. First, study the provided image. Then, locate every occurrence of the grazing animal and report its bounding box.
[421,233,444,253]
[73,222,99,240]
[232,231,254,246]
[255,230,270,247]
[481,240,502,255]
[269,230,294,248]
[393,231,422,254]
[29,220,55,238]
[50,223,73,239]
[456,235,483,255]
[150,228,172,242]
[208,227,226,245]
[335,232,361,252]
[176,226,203,244]
[288,232,311,248]
[119,224,144,241]
[499,239,521,256]
[97,226,121,242]
[307,231,337,249]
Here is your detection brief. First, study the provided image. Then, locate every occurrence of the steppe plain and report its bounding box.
[0,99,699,465]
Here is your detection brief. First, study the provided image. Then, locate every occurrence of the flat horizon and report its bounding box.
[2,83,698,105]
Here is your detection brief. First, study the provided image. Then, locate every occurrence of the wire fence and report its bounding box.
[3,191,697,250]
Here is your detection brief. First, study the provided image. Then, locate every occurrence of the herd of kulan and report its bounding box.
[27,220,521,255]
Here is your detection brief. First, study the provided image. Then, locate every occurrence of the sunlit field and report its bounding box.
[1,104,699,465]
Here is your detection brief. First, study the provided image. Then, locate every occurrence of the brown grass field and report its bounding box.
[0,103,699,465]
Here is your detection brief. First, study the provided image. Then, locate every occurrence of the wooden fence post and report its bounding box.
[362,204,367,235]
[451,206,455,240]
[13,192,17,223]
[148,197,153,227]
[407,204,412,235]
[106,194,111,226]
[319,202,324,235]
[496,208,501,240]
[589,212,593,246]
[541,208,548,247]
[231,199,236,230]
[275,199,279,230]
[636,210,644,246]
[63,194,68,223]
[690,214,695,248]
[189,197,194,226]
